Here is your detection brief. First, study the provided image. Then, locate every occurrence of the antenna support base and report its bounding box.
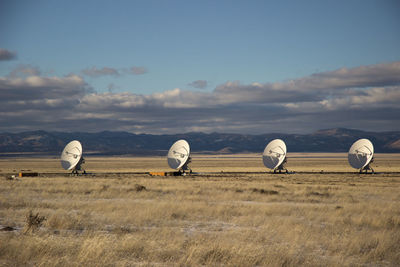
[359,157,374,174]
[179,157,192,175]
[273,158,289,174]
[70,157,87,176]
[359,165,374,174]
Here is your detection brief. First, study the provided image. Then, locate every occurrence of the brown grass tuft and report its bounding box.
[134,184,146,192]
[251,188,279,195]
[24,211,46,234]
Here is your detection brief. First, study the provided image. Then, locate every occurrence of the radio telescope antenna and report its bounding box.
[262,139,288,173]
[167,139,192,174]
[348,139,374,173]
[61,140,86,175]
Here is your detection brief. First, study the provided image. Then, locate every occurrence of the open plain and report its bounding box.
[0,154,400,266]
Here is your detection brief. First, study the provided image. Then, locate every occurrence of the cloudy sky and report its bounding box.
[1,0,399,134]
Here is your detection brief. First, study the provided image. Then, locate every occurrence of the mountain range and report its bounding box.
[0,128,400,156]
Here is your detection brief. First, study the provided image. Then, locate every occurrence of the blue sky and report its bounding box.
[1,0,400,134]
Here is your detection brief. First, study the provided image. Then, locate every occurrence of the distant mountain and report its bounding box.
[0,128,399,156]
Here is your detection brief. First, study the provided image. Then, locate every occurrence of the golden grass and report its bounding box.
[0,155,399,266]
[1,153,399,173]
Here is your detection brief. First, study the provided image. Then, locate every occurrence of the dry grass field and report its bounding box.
[0,154,399,266]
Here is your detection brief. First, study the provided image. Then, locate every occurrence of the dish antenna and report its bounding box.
[348,138,374,173]
[262,139,288,173]
[61,140,86,175]
[167,139,192,174]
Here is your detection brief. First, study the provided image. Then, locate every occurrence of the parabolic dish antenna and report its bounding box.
[61,140,85,174]
[167,139,192,173]
[348,138,374,173]
[262,139,288,173]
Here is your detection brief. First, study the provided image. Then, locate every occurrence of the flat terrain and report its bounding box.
[0,154,399,266]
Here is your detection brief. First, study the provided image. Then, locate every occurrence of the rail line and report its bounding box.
[3,171,400,177]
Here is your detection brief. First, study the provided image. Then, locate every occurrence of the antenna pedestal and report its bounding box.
[179,157,192,175]
[71,157,86,175]
[273,158,288,174]
[359,158,374,174]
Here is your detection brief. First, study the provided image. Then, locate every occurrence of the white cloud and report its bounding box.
[0,74,88,102]
[1,61,400,133]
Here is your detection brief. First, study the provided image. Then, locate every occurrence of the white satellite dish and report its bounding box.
[61,140,86,174]
[167,139,192,173]
[348,138,374,173]
[262,139,288,173]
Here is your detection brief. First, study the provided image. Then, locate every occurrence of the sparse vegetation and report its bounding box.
[24,211,46,234]
[0,155,399,266]
[251,188,279,195]
[134,184,146,192]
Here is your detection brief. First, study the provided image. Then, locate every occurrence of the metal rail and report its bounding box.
[3,171,400,177]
